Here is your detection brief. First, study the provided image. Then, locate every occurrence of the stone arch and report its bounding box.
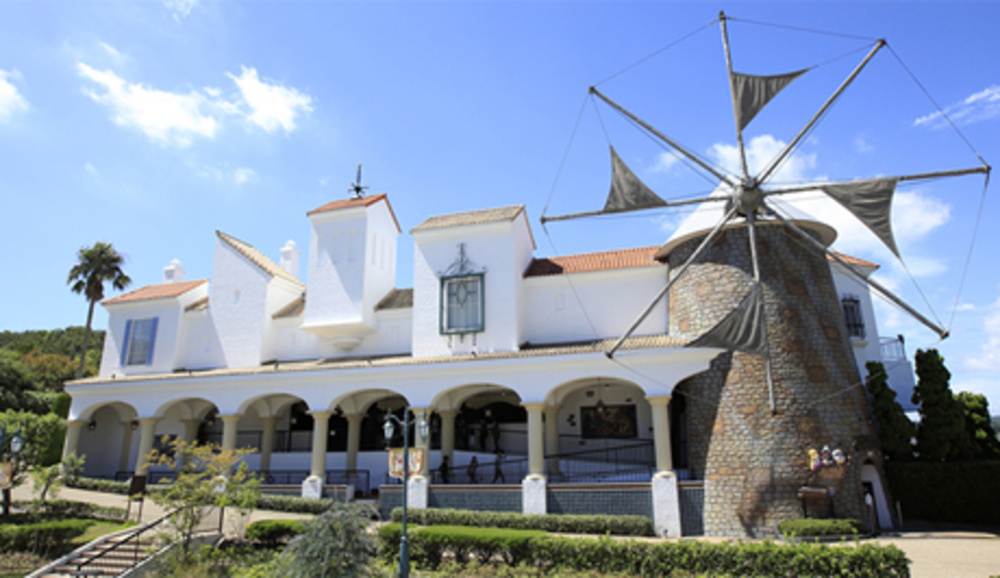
[75,400,137,422]
[237,392,309,418]
[153,397,218,420]
[74,401,139,479]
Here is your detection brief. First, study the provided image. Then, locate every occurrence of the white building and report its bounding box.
[63,193,912,536]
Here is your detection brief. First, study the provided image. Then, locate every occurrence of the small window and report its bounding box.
[122,318,158,366]
[841,296,865,339]
[440,274,484,334]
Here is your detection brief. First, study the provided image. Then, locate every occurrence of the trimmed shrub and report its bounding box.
[378,523,910,576]
[65,476,131,495]
[256,494,342,515]
[245,519,305,546]
[13,499,127,521]
[886,460,1000,525]
[389,508,654,536]
[0,519,93,556]
[779,518,864,537]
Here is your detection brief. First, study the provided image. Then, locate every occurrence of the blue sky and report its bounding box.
[1,1,998,409]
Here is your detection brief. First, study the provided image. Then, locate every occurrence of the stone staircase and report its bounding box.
[35,535,160,577]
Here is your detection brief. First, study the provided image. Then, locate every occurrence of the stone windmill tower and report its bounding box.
[542,12,989,537]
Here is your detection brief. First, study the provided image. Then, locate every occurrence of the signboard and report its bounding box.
[388,448,425,479]
[0,462,12,490]
[581,404,638,439]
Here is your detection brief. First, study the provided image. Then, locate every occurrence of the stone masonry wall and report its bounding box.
[668,224,877,537]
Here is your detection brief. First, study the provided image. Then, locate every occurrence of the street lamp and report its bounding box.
[384,409,428,578]
[1,426,25,519]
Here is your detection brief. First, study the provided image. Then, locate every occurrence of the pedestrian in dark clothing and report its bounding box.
[492,450,506,484]
[478,418,489,451]
[490,418,501,452]
[467,456,479,484]
[439,456,450,484]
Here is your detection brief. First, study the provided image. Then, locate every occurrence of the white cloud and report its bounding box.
[966,297,1000,371]
[0,69,28,123]
[165,0,198,20]
[892,191,951,244]
[650,152,681,174]
[708,134,817,184]
[228,67,312,133]
[78,63,221,147]
[233,167,256,185]
[952,303,977,312]
[914,85,1000,128]
[84,162,98,176]
[854,135,874,154]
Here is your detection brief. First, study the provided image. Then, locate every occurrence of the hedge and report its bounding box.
[245,519,305,546]
[0,519,93,556]
[885,460,1000,525]
[13,499,127,522]
[65,476,132,495]
[778,518,865,537]
[378,524,910,577]
[389,508,654,537]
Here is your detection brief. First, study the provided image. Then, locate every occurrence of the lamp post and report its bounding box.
[384,408,428,578]
[1,426,25,519]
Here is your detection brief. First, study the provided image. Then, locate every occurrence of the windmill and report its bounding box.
[542,11,990,415]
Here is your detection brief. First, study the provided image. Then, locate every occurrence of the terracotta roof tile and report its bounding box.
[272,295,305,319]
[524,246,662,278]
[375,288,413,311]
[828,251,879,270]
[103,280,207,305]
[411,205,525,233]
[306,193,401,233]
[217,231,305,287]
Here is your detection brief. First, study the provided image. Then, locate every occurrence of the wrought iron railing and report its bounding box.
[72,506,224,576]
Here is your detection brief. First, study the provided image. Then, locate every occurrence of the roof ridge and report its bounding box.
[216,230,305,286]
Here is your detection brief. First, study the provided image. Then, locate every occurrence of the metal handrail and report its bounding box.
[73,505,224,576]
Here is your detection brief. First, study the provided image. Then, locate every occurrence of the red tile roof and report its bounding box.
[307,193,401,232]
[524,246,663,278]
[828,251,879,270]
[103,279,207,305]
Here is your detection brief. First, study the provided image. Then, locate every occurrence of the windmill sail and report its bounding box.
[820,177,901,258]
[732,70,807,131]
[687,283,767,355]
[604,146,668,212]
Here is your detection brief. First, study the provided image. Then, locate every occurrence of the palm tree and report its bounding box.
[68,242,131,379]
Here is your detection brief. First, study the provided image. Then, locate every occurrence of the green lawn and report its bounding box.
[72,519,136,545]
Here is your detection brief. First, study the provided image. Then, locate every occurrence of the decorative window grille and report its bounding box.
[841,296,865,339]
[441,274,484,334]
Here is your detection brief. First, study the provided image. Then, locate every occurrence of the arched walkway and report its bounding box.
[72,402,137,479]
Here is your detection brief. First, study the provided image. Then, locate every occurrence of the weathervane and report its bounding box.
[348,163,369,199]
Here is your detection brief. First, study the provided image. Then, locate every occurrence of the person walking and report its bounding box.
[491,450,506,484]
[467,456,479,484]
[439,456,451,484]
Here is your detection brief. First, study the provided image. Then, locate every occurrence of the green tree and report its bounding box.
[0,411,64,490]
[68,242,131,379]
[912,349,974,461]
[955,391,1000,459]
[278,504,377,577]
[145,438,260,561]
[865,361,915,461]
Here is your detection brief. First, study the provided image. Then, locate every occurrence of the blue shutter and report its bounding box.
[120,320,133,366]
[145,317,159,366]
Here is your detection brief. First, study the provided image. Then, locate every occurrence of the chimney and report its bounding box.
[163,259,185,284]
[280,240,300,279]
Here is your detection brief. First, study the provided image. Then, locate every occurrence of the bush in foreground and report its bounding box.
[778,518,865,537]
[0,519,93,556]
[245,519,305,546]
[379,524,910,577]
[390,508,654,536]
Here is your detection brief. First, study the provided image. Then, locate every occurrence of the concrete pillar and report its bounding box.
[135,418,160,476]
[523,403,545,479]
[119,421,135,474]
[410,408,430,477]
[344,413,362,471]
[303,410,331,499]
[439,409,458,464]
[260,417,278,473]
[62,419,86,469]
[220,414,241,451]
[647,396,674,473]
[181,419,201,443]
[544,405,561,476]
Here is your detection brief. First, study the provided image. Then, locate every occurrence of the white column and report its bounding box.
[439,409,458,464]
[647,396,674,473]
[220,414,241,451]
[118,421,135,474]
[544,405,561,476]
[135,418,160,476]
[521,402,547,515]
[647,395,681,538]
[260,417,278,473]
[344,413,362,471]
[303,410,331,499]
[62,420,86,473]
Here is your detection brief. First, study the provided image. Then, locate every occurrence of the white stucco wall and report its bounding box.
[304,207,369,326]
[211,239,272,368]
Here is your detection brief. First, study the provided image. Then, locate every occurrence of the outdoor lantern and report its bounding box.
[9,434,24,456]
[383,419,394,445]
[88,419,97,431]
[418,415,429,440]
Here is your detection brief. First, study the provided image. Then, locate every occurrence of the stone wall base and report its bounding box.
[407,476,429,509]
[522,476,547,514]
[652,472,682,538]
[301,476,323,499]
